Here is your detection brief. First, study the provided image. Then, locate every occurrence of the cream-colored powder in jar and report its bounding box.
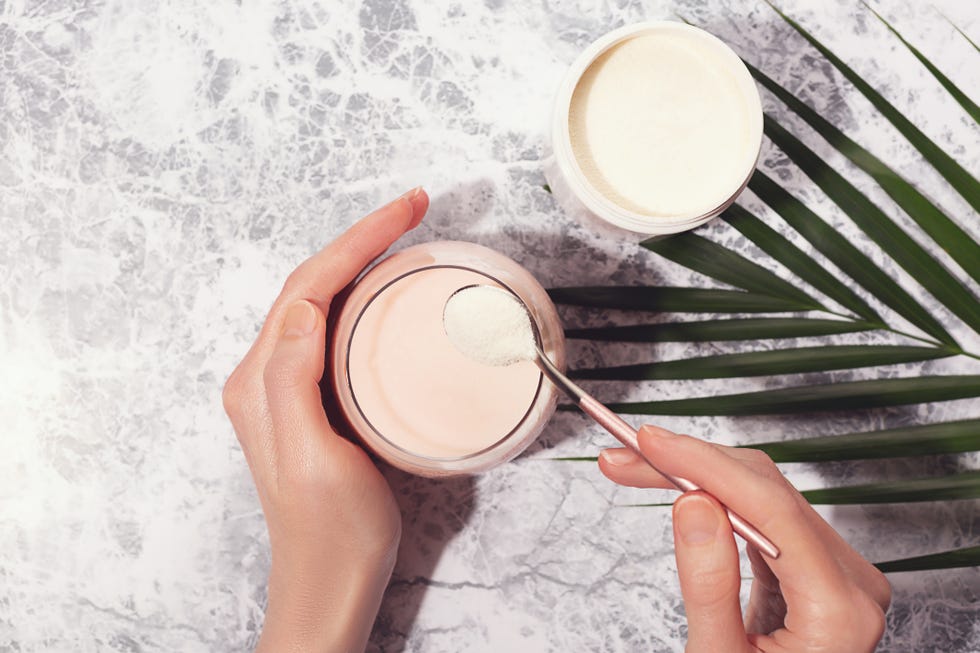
[567,28,758,219]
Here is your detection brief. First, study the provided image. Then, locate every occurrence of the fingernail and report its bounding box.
[600,448,637,466]
[399,186,427,229]
[400,186,422,200]
[384,186,422,211]
[676,495,719,545]
[640,425,677,439]
[281,300,317,338]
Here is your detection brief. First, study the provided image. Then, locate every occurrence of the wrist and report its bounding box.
[256,548,397,653]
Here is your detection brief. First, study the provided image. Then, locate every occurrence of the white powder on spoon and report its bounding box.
[443,285,537,367]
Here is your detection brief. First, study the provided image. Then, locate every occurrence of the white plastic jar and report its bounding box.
[550,21,763,235]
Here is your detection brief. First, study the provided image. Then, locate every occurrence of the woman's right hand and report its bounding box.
[598,425,891,653]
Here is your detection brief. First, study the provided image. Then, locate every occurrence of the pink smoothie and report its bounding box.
[347,267,542,459]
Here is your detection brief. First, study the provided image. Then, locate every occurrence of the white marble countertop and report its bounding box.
[2,0,979,651]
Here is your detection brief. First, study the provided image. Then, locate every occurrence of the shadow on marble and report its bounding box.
[424,179,497,234]
[370,467,477,652]
[318,289,479,650]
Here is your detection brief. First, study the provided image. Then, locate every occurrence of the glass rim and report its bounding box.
[343,263,546,463]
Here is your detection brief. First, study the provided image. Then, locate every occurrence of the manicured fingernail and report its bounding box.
[281,300,317,338]
[398,186,427,229]
[640,425,677,439]
[600,448,637,466]
[400,186,422,200]
[676,495,719,545]
[384,186,422,211]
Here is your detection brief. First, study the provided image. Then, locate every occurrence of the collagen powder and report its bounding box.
[567,29,757,219]
[443,285,537,367]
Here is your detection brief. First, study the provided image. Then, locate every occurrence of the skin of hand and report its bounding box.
[598,426,891,653]
[222,188,429,652]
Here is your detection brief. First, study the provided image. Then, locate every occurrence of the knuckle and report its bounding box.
[855,591,887,646]
[816,588,887,649]
[869,568,892,610]
[281,266,307,294]
[222,366,263,440]
[222,367,245,418]
[745,448,775,467]
[741,448,782,479]
[768,480,803,515]
[757,486,806,532]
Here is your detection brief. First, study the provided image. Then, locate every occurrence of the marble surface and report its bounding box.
[2,0,979,651]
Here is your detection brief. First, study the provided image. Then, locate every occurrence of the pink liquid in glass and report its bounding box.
[331,241,565,476]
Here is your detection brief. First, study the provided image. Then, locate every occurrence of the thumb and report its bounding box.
[263,299,332,473]
[673,492,750,653]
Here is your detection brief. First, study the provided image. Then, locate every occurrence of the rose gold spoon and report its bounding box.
[531,345,779,559]
[444,284,780,559]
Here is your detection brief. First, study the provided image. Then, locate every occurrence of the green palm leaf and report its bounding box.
[749,170,955,346]
[738,418,980,461]
[940,12,980,54]
[547,287,814,313]
[764,115,980,341]
[745,64,980,286]
[553,419,980,463]
[640,233,821,308]
[590,375,980,416]
[557,10,980,570]
[625,472,980,507]
[565,317,877,342]
[722,204,880,321]
[864,3,980,124]
[800,471,980,504]
[875,545,980,573]
[569,345,952,381]
[766,0,980,212]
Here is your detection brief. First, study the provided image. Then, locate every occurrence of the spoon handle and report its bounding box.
[578,395,780,559]
[532,348,779,557]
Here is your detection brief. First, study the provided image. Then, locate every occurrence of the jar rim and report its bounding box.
[551,20,763,235]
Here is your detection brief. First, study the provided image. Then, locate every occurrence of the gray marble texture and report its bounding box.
[2,0,979,651]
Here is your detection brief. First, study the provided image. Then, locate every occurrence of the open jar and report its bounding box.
[550,21,763,235]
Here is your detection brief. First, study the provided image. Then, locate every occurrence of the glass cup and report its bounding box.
[329,241,566,477]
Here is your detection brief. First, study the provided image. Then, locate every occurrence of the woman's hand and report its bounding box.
[599,426,891,653]
[222,188,428,653]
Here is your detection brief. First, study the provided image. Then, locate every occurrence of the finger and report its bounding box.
[597,448,673,489]
[724,449,890,610]
[744,545,786,635]
[246,187,428,370]
[746,544,779,595]
[672,492,751,653]
[286,187,428,310]
[262,299,334,478]
[796,506,892,611]
[636,426,851,600]
[223,362,277,485]
[597,442,774,490]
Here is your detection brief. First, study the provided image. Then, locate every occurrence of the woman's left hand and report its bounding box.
[222,188,428,652]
